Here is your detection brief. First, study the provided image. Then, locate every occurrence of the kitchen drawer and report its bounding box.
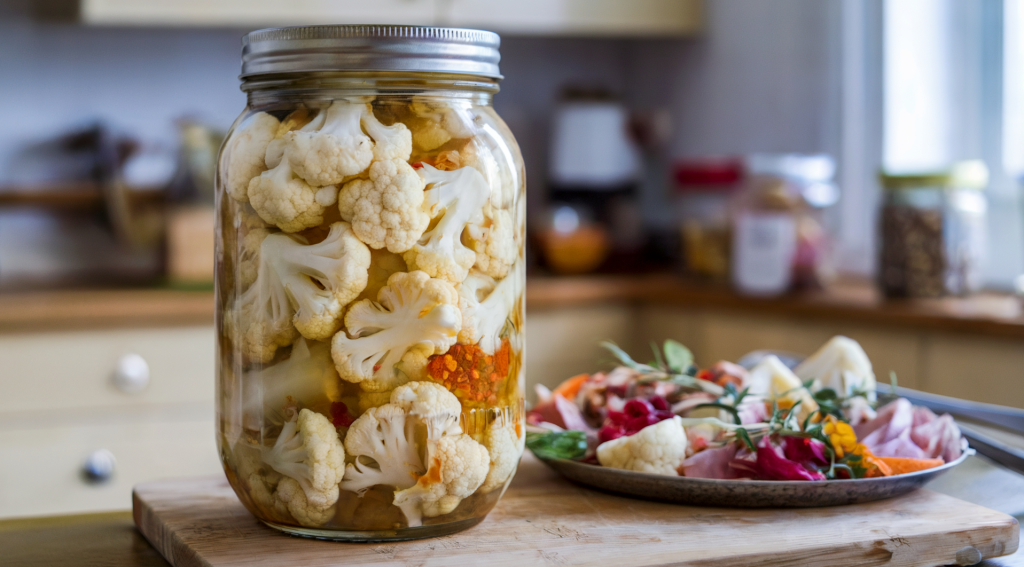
[0,405,222,519]
[0,326,215,415]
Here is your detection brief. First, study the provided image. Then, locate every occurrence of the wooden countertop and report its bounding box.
[1,275,1022,338]
[3,452,1023,567]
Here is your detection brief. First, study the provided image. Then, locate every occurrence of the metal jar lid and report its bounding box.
[241,25,501,80]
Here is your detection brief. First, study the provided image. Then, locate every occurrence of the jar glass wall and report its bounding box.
[214,66,526,541]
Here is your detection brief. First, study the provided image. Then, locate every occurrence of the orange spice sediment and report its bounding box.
[427,339,513,405]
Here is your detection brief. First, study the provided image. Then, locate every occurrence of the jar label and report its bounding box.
[732,212,797,295]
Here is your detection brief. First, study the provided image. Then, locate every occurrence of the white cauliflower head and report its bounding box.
[232,221,370,363]
[596,416,688,476]
[274,477,336,527]
[390,381,463,442]
[284,101,374,187]
[466,206,517,279]
[794,336,877,402]
[341,381,479,527]
[748,355,820,424]
[262,408,346,514]
[461,140,516,211]
[393,433,489,527]
[247,158,339,233]
[478,418,522,493]
[338,158,429,253]
[332,271,461,391]
[403,164,490,285]
[242,337,341,432]
[340,402,423,495]
[221,111,280,203]
[458,261,522,355]
[362,110,413,162]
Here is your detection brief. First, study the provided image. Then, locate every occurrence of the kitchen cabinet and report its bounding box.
[80,0,702,37]
[439,0,702,36]
[81,0,438,27]
[0,325,220,519]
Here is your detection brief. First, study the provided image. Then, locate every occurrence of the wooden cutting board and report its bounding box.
[133,453,1019,567]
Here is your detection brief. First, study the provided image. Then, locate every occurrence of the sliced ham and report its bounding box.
[681,445,741,479]
[856,398,963,462]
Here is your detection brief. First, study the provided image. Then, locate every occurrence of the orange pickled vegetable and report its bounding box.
[877,456,944,476]
[552,373,589,401]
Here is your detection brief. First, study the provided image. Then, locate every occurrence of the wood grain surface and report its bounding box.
[4,276,1023,338]
[133,453,1020,567]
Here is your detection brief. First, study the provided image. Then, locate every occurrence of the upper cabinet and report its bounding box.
[80,0,702,37]
[81,0,439,27]
[438,0,701,36]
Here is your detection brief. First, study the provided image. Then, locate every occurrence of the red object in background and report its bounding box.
[674,158,745,190]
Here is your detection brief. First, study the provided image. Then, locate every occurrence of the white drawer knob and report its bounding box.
[113,353,150,394]
[82,449,116,484]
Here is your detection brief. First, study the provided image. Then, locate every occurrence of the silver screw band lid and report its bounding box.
[241,25,502,80]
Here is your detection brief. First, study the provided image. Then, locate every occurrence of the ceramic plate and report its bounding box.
[539,449,973,507]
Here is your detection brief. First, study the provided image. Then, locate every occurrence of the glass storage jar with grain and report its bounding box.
[879,161,988,298]
[215,26,526,541]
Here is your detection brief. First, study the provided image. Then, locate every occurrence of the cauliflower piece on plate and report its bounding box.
[596,416,688,476]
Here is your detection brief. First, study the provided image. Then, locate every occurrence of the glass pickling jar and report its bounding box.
[215,26,526,541]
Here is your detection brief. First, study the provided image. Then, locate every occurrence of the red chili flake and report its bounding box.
[330,402,355,428]
[411,162,425,169]
[696,369,715,382]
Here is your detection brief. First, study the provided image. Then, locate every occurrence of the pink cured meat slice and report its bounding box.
[681,445,741,479]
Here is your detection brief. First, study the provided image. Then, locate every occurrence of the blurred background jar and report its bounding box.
[673,158,744,281]
[879,160,989,298]
[731,154,838,296]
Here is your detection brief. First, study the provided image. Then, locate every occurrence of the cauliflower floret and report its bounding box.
[393,434,489,527]
[338,159,429,253]
[340,403,423,494]
[242,338,341,431]
[461,141,515,211]
[247,158,339,233]
[362,110,413,162]
[390,381,463,442]
[458,261,522,355]
[794,336,877,402]
[275,477,336,527]
[221,112,280,203]
[403,164,490,285]
[342,382,477,527]
[466,206,517,279]
[478,419,522,493]
[284,101,374,187]
[332,271,461,391]
[232,221,370,363]
[748,355,819,424]
[596,416,688,476]
[262,409,346,515]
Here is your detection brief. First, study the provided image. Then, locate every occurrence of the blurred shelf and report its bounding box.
[2,275,1022,337]
[527,274,1024,340]
[0,288,214,334]
[79,0,702,37]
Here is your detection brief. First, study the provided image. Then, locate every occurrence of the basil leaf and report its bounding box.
[663,340,693,374]
[526,431,588,461]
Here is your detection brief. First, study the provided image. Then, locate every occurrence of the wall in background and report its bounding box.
[0,0,842,272]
